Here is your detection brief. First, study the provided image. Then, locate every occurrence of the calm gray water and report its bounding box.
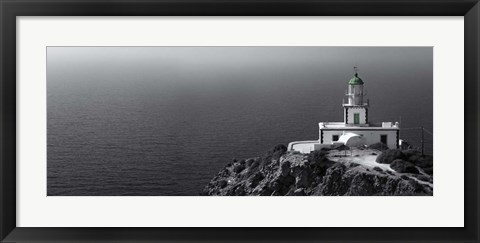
[47,47,433,196]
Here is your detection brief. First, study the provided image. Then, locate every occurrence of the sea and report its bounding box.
[47,47,433,196]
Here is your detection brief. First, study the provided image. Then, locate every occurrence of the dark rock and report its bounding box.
[373,166,383,172]
[376,149,406,164]
[422,167,433,175]
[218,180,227,188]
[219,168,230,177]
[273,144,287,153]
[394,179,423,195]
[373,176,388,190]
[270,144,288,161]
[316,162,430,196]
[347,173,376,196]
[295,169,309,188]
[280,161,291,177]
[413,174,431,182]
[308,150,328,163]
[349,163,360,168]
[271,174,295,196]
[403,150,433,168]
[256,186,274,196]
[293,188,306,196]
[233,163,246,173]
[233,184,246,196]
[383,177,400,194]
[248,172,264,188]
[203,146,432,196]
[251,159,261,168]
[314,163,349,195]
[308,151,335,177]
[390,159,419,174]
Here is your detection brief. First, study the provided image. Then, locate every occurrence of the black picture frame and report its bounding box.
[1,0,479,242]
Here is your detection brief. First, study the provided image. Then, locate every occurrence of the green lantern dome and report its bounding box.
[348,73,364,85]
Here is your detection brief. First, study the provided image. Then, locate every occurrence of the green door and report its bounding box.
[354,113,360,124]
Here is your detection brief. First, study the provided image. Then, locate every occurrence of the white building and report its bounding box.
[288,69,400,153]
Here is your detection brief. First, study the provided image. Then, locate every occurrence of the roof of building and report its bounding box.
[348,73,364,85]
[319,122,400,130]
[338,133,367,147]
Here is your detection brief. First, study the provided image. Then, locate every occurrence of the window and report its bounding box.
[380,134,387,144]
[354,113,360,124]
[332,135,339,141]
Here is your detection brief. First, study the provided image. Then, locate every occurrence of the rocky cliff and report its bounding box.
[202,144,433,196]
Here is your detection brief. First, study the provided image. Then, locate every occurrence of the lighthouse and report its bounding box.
[343,68,369,125]
[287,67,401,153]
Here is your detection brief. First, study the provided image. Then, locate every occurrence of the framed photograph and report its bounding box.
[1,0,479,242]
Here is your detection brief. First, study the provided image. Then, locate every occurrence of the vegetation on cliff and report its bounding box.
[376,148,433,176]
[202,144,433,196]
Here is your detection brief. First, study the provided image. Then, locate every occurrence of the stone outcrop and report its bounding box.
[390,159,419,174]
[202,145,433,196]
[375,149,406,164]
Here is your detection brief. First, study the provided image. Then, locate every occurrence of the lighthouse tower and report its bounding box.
[343,67,369,125]
[287,67,400,153]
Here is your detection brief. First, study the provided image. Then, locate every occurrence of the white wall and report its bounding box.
[288,141,332,154]
[321,129,398,149]
[344,107,367,124]
[288,141,318,153]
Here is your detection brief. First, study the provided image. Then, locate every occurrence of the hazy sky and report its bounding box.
[47,46,432,91]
